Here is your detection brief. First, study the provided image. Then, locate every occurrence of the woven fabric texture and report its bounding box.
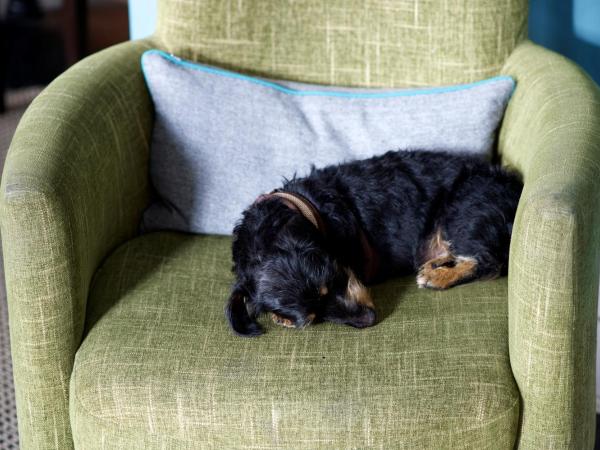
[0,39,154,449]
[71,232,519,449]
[2,0,600,448]
[499,41,600,449]
[155,0,528,88]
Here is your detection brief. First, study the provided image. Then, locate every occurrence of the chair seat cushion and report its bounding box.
[71,232,520,449]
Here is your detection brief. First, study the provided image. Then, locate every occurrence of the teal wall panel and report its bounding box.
[529,0,600,84]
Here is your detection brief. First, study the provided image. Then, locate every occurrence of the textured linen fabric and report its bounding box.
[3,0,600,447]
[0,39,155,449]
[71,232,520,449]
[154,0,528,88]
[141,50,515,235]
[497,41,600,449]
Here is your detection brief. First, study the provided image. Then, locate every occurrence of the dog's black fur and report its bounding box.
[226,150,522,336]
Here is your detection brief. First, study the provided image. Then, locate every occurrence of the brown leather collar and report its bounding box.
[268,192,327,235]
[256,191,379,283]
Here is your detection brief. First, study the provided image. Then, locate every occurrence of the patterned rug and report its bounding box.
[0,86,43,450]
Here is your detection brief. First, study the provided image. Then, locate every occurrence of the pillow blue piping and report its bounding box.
[142,49,515,99]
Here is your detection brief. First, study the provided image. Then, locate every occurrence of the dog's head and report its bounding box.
[226,199,376,337]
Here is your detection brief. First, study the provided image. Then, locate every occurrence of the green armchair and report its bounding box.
[2,1,599,448]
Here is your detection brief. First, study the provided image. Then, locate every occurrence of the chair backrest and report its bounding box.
[155,0,528,87]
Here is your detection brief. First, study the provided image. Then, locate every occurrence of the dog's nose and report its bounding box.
[348,307,376,328]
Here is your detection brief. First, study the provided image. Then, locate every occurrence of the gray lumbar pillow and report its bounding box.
[141,49,514,236]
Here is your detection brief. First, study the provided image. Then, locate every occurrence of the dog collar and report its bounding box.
[255,191,379,283]
[267,191,327,234]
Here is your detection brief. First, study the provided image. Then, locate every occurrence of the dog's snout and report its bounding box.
[347,307,376,328]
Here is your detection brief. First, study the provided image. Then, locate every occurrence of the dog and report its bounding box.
[225,150,522,336]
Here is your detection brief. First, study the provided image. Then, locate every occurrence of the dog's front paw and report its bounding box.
[417,256,477,290]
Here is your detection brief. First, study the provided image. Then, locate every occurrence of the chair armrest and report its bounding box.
[0,39,154,449]
[499,41,600,449]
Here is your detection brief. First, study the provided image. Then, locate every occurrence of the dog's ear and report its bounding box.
[225,285,263,337]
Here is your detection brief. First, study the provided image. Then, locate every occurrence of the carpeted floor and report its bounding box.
[0,87,43,450]
[0,239,18,450]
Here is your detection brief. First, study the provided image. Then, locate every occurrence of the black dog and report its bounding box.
[226,150,522,336]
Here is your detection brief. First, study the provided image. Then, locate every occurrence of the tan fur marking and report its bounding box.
[417,256,477,290]
[345,268,374,308]
[422,228,452,262]
[271,313,295,328]
[319,285,328,297]
[271,313,316,329]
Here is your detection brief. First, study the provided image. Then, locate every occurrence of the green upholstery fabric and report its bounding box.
[499,41,600,449]
[0,39,154,449]
[155,0,528,88]
[71,232,519,449]
[2,0,600,448]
